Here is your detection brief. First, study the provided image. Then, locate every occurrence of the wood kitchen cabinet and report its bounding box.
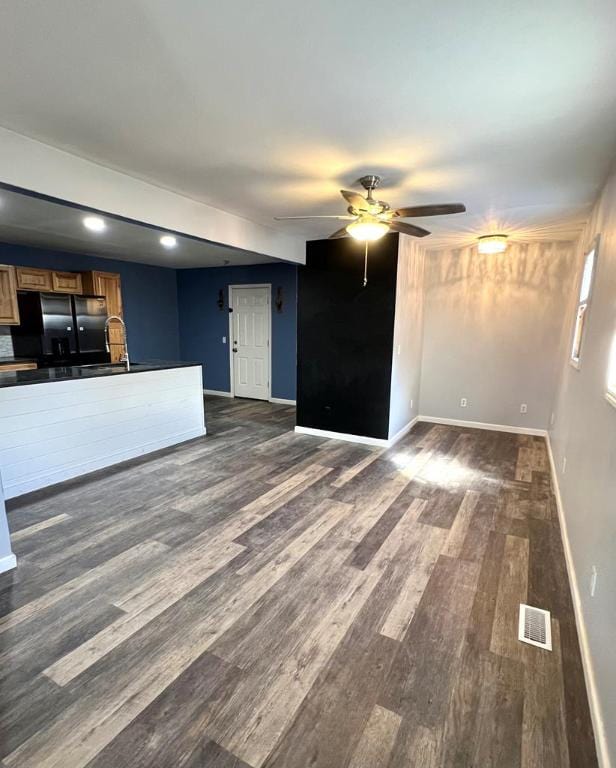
[81,271,125,362]
[16,266,53,292]
[0,265,20,325]
[0,361,37,372]
[52,271,83,294]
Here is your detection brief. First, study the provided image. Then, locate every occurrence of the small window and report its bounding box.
[570,243,598,368]
[607,333,616,408]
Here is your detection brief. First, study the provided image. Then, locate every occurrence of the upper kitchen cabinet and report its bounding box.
[16,266,53,292]
[52,271,83,294]
[82,271,125,362]
[0,265,20,325]
[82,271,123,316]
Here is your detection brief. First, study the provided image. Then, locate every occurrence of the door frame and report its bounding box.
[228,284,272,400]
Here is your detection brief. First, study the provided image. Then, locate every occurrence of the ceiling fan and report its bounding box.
[274,174,466,241]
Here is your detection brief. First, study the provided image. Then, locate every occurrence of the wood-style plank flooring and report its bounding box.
[0,397,597,767]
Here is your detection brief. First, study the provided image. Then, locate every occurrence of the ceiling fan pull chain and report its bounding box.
[363,241,368,287]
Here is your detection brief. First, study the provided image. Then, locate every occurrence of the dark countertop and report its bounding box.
[0,361,202,388]
[0,357,38,364]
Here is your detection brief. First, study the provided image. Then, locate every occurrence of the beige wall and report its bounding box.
[419,240,575,430]
[549,167,616,766]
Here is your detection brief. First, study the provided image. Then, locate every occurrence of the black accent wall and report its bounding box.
[297,233,399,439]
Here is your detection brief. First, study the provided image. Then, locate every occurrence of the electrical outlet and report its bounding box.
[460,398,468,408]
[562,456,567,474]
[590,566,598,597]
[410,399,413,409]
[520,403,528,414]
[397,344,401,355]
[222,336,227,344]
[550,411,556,427]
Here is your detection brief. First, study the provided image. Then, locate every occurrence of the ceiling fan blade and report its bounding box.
[328,226,349,239]
[389,221,430,238]
[340,190,370,211]
[274,215,355,220]
[393,203,466,218]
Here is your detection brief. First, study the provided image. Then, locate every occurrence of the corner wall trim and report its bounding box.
[269,397,296,405]
[204,389,233,398]
[418,415,548,437]
[0,553,17,575]
[295,416,418,449]
[388,416,419,446]
[546,437,610,768]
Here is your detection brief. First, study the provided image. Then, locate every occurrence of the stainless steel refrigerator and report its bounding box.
[11,291,111,367]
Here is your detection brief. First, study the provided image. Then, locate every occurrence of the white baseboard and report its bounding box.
[295,425,389,447]
[546,437,610,768]
[269,397,296,405]
[388,416,419,446]
[295,416,418,449]
[204,389,233,398]
[418,415,548,437]
[0,553,17,575]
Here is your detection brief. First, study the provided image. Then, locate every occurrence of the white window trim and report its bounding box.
[569,236,599,370]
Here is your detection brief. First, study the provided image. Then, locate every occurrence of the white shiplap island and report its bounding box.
[0,362,205,500]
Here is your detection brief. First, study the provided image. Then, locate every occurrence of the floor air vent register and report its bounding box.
[518,604,552,651]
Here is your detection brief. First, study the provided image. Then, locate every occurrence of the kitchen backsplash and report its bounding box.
[0,328,14,357]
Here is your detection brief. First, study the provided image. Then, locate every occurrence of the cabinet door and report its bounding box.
[81,271,125,362]
[97,273,123,317]
[16,266,53,292]
[83,271,123,315]
[109,344,125,363]
[0,265,20,324]
[52,271,83,294]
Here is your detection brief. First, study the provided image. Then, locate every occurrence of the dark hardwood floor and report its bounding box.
[0,396,597,767]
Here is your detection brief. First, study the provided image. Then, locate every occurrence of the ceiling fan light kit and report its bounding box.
[346,216,390,241]
[477,234,508,254]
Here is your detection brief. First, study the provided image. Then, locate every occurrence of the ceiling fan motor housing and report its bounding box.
[358,174,382,193]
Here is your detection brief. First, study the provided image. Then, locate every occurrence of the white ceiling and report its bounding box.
[0,0,615,249]
[0,188,276,268]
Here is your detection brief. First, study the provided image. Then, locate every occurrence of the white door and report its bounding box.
[232,286,270,400]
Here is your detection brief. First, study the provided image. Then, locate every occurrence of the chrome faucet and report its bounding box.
[104,315,130,370]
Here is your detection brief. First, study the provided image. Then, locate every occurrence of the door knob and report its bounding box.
[232,347,238,353]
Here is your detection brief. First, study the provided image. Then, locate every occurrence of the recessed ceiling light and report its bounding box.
[477,234,508,254]
[83,216,106,233]
[160,234,177,248]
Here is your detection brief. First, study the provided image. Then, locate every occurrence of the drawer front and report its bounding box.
[52,271,83,294]
[0,362,38,372]
[16,267,53,291]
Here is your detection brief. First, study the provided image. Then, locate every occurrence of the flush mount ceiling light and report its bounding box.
[83,216,106,233]
[477,234,508,254]
[346,216,390,242]
[160,234,177,248]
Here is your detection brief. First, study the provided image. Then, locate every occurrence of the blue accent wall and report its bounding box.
[0,242,180,360]
[177,264,297,400]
